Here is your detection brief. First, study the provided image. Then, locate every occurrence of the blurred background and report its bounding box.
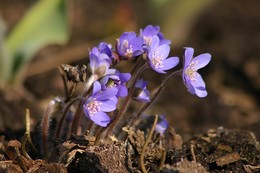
[0,0,259,140]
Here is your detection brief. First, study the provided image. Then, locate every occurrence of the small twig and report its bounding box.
[14,144,28,172]
[190,141,196,162]
[21,109,38,159]
[21,135,31,160]
[25,109,31,137]
[159,148,167,170]
[24,109,37,150]
[243,164,260,173]
[140,114,158,173]
[21,109,34,160]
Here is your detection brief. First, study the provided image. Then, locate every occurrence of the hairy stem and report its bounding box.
[70,75,95,136]
[41,98,61,157]
[55,97,84,138]
[100,63,148,139]
[129,56,145,78]
[70,101,84,136]
[130,69,182,128]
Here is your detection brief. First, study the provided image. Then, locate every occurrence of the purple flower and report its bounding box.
[91,42,115,62]
[148,36,179,74]
[140,25,170,48]
[100,70,131,98]
[83,81,118,127]
[155,115,169,136]
[182,47,211,97]
[89,52,114,79]
[116,32,143,59]
[133,79,150,103]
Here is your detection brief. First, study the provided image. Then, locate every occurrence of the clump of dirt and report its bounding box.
[166,127,260,173]
[0,140,67,173]
[51,136,133,173]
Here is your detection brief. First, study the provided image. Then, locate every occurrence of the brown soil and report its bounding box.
[1,127,259,172]
[0,0,259,172]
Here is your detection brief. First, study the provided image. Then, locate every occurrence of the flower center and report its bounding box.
[107,79,121,88]
[143,36,152,46]
[86,99,102,116]
[152,52,163,69]
[185,61,198,81]
[123,40,133,55]
[126,45,133,55]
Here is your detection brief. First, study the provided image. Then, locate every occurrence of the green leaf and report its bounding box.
[5,0,69,84]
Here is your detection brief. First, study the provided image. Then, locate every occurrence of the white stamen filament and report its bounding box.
[152,51,163,69]
[86,99,102,116]
[185,61,198,81]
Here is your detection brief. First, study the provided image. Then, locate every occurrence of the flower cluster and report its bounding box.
[65,25,211,135]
